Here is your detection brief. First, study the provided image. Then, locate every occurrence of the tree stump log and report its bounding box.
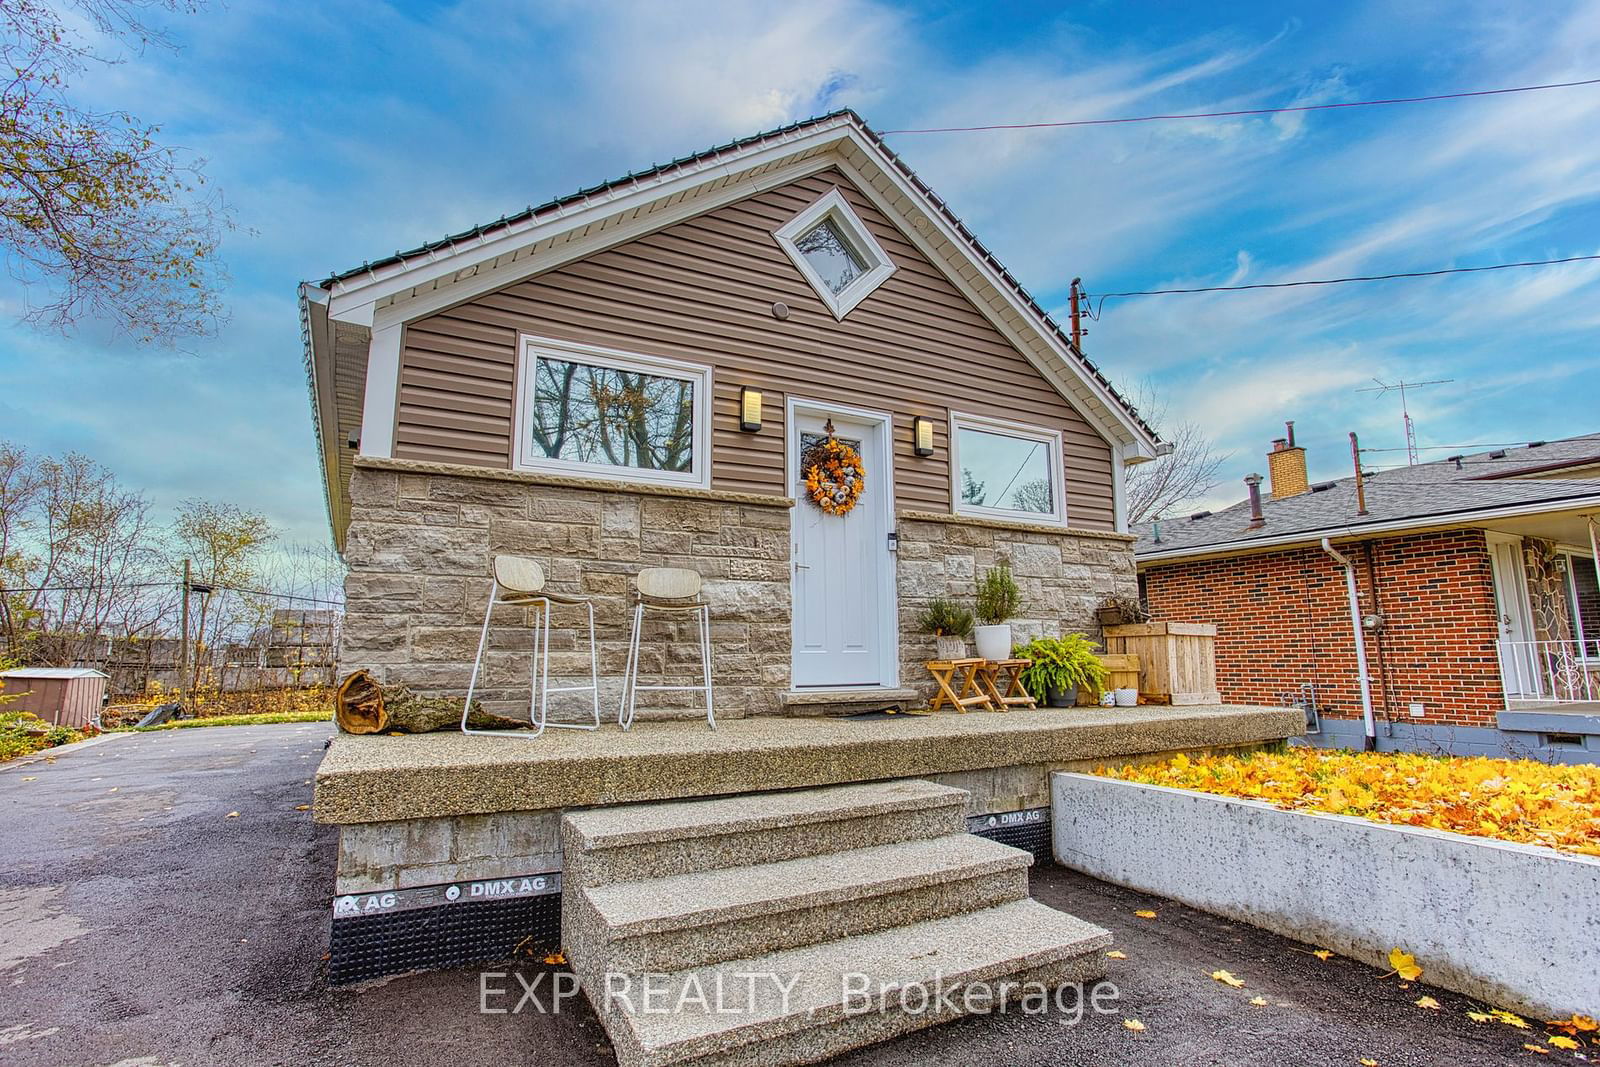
[334,670,532,734]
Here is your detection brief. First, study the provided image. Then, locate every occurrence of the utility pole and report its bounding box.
[178,559,191,695]
[1350,433,1368,516]
[1069,277,1084,351]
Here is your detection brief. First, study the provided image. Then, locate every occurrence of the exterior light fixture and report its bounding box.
[913,416,935,457]
[739,387,763,432]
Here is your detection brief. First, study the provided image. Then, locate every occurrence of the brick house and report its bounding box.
[1136,429,1600,762]
[298,111,1162,719]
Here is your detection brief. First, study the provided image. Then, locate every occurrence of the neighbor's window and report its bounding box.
[1558,552,1600,657]
[773,188,896,319]
[950,412,1067,525]
[515,337,710,487]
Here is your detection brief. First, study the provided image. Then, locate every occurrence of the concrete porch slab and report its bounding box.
[314,704,1301,825]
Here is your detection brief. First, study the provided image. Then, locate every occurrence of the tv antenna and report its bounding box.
[1357,377,1453,465]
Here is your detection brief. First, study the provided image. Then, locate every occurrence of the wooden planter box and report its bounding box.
[1102,622,1220,706]
[1076,654,1141,705]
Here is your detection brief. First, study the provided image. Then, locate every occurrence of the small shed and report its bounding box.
[0,667,110,727]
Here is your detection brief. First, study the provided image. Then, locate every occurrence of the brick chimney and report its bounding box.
[1268,420,1309,499]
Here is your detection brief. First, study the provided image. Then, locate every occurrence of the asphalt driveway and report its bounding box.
[0,723,1556,1066]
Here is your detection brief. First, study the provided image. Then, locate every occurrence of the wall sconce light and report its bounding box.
[739,387,763,432]
[913,416,935,457]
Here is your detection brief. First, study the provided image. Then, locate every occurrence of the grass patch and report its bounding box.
[0,711,89,761]
[1097,747,1600,857]
[111,710,332,732]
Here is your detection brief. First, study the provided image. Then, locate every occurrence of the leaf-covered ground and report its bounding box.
[1097,748,1600,856]
[0,711,87,761]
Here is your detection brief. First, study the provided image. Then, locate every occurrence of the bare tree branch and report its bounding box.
[1122,377,1230,524]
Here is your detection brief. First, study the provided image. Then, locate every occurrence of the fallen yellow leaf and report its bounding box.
[1250,996,1268,1006]
[1569,1015,1597,1032]
[1313,949,1333,961]
[225,811,240,818]
[1359,1058,1379,1066]
[1211,970,1246,988]
[295,804,310,811]
[1466,1011,1493,1023]
[1548,1036,1579,1050]
[542,950,566,965]
[1387,947,1423,981]
[1415,996,1442,1010]
[1493,1009,1530,1029]
[20,776,36,782]
[1106,950,1128,960]
[1134,909,1158,919]
[1123,1019,1146,1032]
[1522,1044,1550,1055]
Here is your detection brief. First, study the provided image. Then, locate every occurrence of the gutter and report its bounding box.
[1321,538,1377,750]
[1136,494,1600,566]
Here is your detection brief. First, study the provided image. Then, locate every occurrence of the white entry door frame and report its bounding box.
[1487,532,1536,697]
[785,397,900,689]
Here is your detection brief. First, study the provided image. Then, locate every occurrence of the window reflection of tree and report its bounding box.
[1008,478,1052,514]
[530,358,694,472]
[796,220,864,294]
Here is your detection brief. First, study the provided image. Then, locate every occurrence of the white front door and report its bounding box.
[790,406,894,688]
[1488,536,1536,696]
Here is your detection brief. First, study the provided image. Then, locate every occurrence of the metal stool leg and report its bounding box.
[700,603,715,730]
[585,601,601,728]
[620,600,644,731]
[533,596,601,733]
[461,580,498,733]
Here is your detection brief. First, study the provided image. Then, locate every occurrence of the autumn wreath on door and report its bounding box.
[801,421,866,516]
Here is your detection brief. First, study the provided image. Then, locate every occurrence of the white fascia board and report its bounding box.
[358,322,403,458]
[328,117,858,325]
[1136,496,1600,567]
[825,147,1156,456]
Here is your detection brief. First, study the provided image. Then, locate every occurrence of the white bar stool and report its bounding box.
[619,567,714,731]
[461,555,600,737]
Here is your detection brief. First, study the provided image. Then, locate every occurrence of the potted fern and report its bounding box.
[1013,634,1109,707]
[917,598,974,661]
[973,563,1021,661]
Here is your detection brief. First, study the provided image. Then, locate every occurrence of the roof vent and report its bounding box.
[1311,480,1336,492]
[1446,454,1463,469]
[1489,449,1507,460]
[1189,510,1212,522]
[1527,440,1546,448]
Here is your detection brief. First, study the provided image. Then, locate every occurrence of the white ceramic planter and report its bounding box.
[1113,687,1138,707]
[973,623,1012,661]
[1051,772,1600,1019]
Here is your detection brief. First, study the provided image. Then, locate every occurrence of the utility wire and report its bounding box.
[879,76,1600,134]
[1090,253,1600,315]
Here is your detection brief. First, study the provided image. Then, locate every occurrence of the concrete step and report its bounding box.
[568,833,1031,973]
[562,779,969,886]
[776,688,923,716]
[596,898,1113,1067]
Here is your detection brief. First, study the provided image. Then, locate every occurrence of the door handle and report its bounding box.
[794,561,810,570]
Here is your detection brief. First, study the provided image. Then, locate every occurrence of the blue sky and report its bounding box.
[3,0,1599,546]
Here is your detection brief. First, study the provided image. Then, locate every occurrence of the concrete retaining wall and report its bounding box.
[1051,772,1600,1018]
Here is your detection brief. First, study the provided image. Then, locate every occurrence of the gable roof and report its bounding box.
[298,111,1164,548]
[1136,433,1600,563]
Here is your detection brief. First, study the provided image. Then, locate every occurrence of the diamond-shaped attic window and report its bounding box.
[773,189,896,319]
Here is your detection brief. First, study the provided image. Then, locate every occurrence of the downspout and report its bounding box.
[1363,543,1395,734]
[1322,538,1377,750]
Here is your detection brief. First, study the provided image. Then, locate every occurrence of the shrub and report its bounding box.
[917,598,974,638]
[975,563,1021,626]
[1013,634,1109,703]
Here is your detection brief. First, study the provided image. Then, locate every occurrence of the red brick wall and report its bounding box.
[1141,529,1504,727]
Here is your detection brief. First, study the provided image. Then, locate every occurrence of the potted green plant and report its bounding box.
[973,562,1022,661]
[917,598,974,661]
[1013,633,1109,707]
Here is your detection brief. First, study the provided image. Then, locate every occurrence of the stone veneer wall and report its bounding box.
[895,511,1139,702]
[340,459,1141,717]
[341,459,794,719]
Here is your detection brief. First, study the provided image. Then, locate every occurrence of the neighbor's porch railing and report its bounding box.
[1496,639,1600,704]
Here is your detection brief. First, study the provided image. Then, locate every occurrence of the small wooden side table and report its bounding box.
[925,658,995,713]
[978,658,1038,710]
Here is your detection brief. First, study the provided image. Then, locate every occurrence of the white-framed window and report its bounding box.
[1556,550,1600,660]
[513,335,711,488]
[949,411,1068,526]
[772,188,896,319]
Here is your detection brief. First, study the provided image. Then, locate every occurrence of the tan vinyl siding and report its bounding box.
[394,169,1117,529]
